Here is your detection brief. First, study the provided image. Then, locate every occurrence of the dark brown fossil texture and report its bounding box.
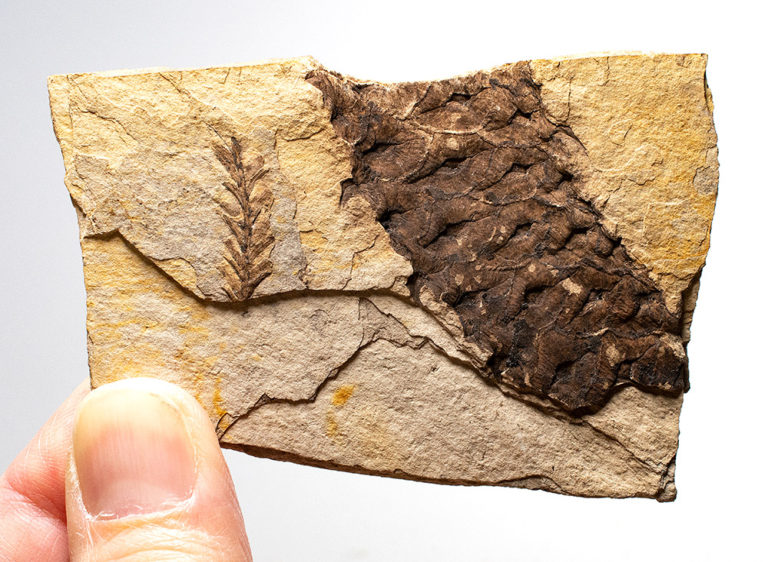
[308,64,688,414]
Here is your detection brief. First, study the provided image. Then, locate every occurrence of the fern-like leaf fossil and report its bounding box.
[214,136,274,301]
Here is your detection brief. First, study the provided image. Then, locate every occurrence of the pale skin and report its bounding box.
[0,378,253,561]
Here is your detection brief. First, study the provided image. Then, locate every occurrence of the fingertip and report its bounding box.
[66,377,251,561]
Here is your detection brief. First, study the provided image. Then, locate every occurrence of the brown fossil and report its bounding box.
[214,136,274,301]
[308,64,688,414]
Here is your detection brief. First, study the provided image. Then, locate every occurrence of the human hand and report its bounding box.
[0,378,253,561]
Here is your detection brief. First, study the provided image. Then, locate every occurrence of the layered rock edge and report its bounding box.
[48,53,718,500]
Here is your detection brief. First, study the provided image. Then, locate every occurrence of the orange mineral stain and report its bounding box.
[326,385,355,439]
[213,376,226,419]
[325,411,339,438]
[331,384,355,407]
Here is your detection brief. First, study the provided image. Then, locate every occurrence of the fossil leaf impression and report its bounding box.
[49,53,718,500]
[214,136,275,301]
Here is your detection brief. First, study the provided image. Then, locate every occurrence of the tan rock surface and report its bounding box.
[48,57,412,301]
[530,54,718,312]
[50,53,718,500]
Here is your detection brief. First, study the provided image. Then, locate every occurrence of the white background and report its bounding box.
[1,1,765,560]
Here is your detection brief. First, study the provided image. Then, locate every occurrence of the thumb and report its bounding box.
[65,378,252,561]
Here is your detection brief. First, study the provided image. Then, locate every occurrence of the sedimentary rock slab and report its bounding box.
[49,53,718,500]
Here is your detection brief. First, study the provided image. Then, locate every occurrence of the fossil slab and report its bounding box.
[49,53,718,500]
